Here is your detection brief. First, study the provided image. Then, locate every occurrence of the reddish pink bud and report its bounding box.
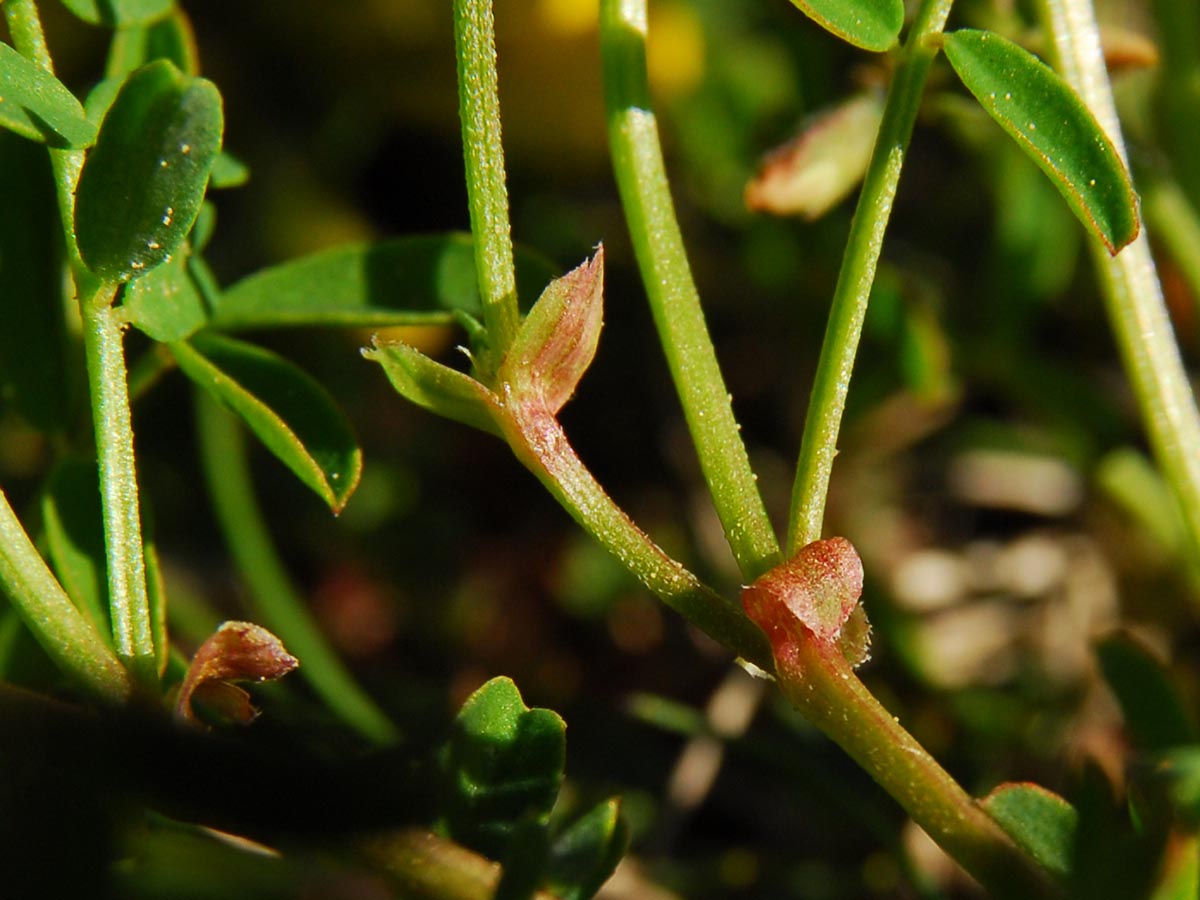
[175,621,299,725]
[742,537,865,645]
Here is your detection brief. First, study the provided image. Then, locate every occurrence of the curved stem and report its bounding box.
[599,0,781,581]
[1034,0,1200,568]
[786,0,954,553]
[501,393,772,669]
[453,0,520,365]
[0,488,131,703]
[195,390,401,746]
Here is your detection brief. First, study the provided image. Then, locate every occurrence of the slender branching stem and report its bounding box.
[453,0,520,364]
[599,0,780,581]
[1035,0,1200,566]
[787,0,954,553]
[195,390,402,746]
[0,488,131,703]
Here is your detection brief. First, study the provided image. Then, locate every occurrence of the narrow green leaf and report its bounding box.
[942,29,1139,254]
[1097,632,1196,752]
[787,0,903,52]
[364,339,501,437]
[75,60,223,283]
[60,0,174,27]
[171,333,362,513]
[443,676,567,860]
[106,9,199,78]
[547,799,628,900]
[0,42,96,148]
[122,247,208,341]
[0,132,70,431]
[211,234,558,331]
[41,458,110,636]
[982,782,1077,879]
[144,532,168,678]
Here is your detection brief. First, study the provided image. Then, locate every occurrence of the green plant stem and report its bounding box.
[786,0,954,553]
[194,390,401,746]
[0,488,131,703]
[1035,0,1200,567]
[501,395,772,669]
[453,0,519,364]
[81,295,156,684]
[781,640,1057,898]
[599,0,780,581]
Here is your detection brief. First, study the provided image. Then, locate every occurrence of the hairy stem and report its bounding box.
[195,390,401,746]
[453,0,520,364]
[599,0,780,581]
[0,488,131,703]
[1035,0,1200,566]
[787,0,954,552]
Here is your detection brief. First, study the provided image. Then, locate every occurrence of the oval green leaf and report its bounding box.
[211,233,558,330]
[170,333,362,513]
[0,43,97,148]
[788,0,903,52]
[943,29,1139,254]
[122,246,208,341]
[75,60,223,283]
[982,783,1077,879]
[60,0,174,27]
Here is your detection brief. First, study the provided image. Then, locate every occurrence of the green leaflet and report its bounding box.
[982,783,1077,879]
[943,29,1139,254]
[171,333,362,513]
[1097,632,1196,752]
[212,234,558,331]
[105,9,199,78]
[75,60,223,283]
[546,799,628,900]
[787,0,903,52]
[0,43,97,148]
[122,248,208,342]
[60,0,174,27]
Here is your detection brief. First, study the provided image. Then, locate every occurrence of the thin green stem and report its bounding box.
[453,0,519,363]
[0,488,131,703]
[194,390,402,746]
[786,0,954,553]
[1035,0,1200,568]
[81,296,156,684]
[500,393,772,669]
[598,0,781,581]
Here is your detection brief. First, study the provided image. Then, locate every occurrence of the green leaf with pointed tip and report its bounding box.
[943,29,1139,254]
[443,676,567,860]
[75,60,223,283]
[364,340,501,437]
[1097,632,1196,752]
[171,333,362,513]
[42,458,110,636]
[547,799,628,900]
[211,234,558,330]
[123,247,208,341]
[982,783,1077,879]
[60,0,174,27]
[106,9,199,78]
[0,43,97,148]
[787,0,903,52]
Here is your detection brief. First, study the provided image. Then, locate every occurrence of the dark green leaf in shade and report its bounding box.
[442,676,567,860]
[75,60,223,283]
[209,151,249,189]
[211,234,558,331]
[786,0,903,52]
[41,459,110,636]
[942,29,1139,254]
[60,0,174,27]
[0,43,97,148]
[982,782,1078,880]
[546,799,628,900]
[493,814,552,900]
[105,9,199,78]
[122,247,208,341]
[144,534,168,678]
[170,333,362,513]
[1097,632,1196,752]
[0,133,70,431]
[363,340,501,438]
